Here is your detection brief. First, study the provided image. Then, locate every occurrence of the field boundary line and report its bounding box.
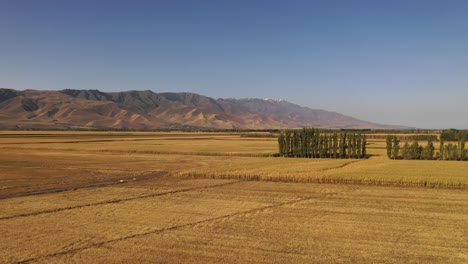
[0,180,241,221]
[319,159,362,171]
[175,173,468,190]
[0,146,276,158]
[0,172,168,200]
[16,187,357,264]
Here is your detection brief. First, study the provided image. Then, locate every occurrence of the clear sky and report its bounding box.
[1,0,467,129]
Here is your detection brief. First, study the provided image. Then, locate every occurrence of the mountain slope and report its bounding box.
[0,88,399,130]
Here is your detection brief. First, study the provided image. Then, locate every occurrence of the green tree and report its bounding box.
[422,140,435,160]
[386,135,393,159]
[332,132,338,158]
[278,133,285,156]
[460,137,466,161]
[410,141,420,159]
[427,139,435,160]
[338,135,344,158]
[293,130,299,157]
[320,135,324,158]
[361,135,367,158]
[453,144,460,161]
[352,133,357,158]
[312,130,318,158]
[402,142,411,159]
[439,138,445,160]
[392,136,400,159]
[347,133,353,158]
[447,144,453,160]
[356,134,362,159]
[285,130,292,157]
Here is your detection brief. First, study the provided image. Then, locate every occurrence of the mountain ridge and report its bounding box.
[0,88,404,130]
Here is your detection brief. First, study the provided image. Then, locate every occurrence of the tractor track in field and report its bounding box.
[0,172,167,200]
[0,180,241,221]
[319,159,363,172]
[16,187,358,264]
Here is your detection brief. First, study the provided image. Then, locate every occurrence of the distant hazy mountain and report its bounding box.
[0,88,401,130]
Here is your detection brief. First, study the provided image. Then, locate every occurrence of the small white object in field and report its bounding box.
[133,178,137,181]
[119,180,124,183]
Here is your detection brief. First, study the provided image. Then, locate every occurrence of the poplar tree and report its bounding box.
[361,135,367,158]
[422,140,435,160]
[427,139,435,160]
[392,136,400,159]
[309,129,314,158]
[460,137,466,161]
[452,144,458,160]
[278,134,284,156]
[410,141,422,160]
[402,142,411,159]
[386,135,393,159]
[347,134,353,158]
[285,130,291,157]
[332,132,338,158]
[310,129,314,158]
[338,135,344,158]
[277,129,369,160]
[342,133,348,158]
[321,134,326,158]
[439,138,445,160]
[447,144,453,160]
[293,131,299,157]
[353,133,357,158]
[356,134,362,159]
[322,135,328,158]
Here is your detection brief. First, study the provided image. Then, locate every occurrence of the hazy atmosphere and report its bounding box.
[1,0,467,129]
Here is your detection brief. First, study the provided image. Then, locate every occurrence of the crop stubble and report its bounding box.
[0,132,467,263]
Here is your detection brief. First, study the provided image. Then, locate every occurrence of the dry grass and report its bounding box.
[1,131,468,263]
[175,155,468,188]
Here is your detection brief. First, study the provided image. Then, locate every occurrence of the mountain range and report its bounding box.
[0,88,400,130]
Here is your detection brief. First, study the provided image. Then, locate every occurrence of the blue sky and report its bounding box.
[1,0,467,129]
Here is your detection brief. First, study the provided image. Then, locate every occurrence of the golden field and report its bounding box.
[1,131,467,263]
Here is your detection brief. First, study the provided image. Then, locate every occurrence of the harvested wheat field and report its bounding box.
[1,132,468,263]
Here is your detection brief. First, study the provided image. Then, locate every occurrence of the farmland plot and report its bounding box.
[1,132,467,263]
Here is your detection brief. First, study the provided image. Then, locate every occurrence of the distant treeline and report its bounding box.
[240,133,278,138]
[278,128,367,159]
[366,134,438,141]
[386,134,468,161]
[439,129,468,141]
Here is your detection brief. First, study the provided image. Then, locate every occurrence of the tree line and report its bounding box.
[278,128,367,159]
[386,134,468,161]
[440,129,468,142]
[367,134,437,141]
[439,137,467,161]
